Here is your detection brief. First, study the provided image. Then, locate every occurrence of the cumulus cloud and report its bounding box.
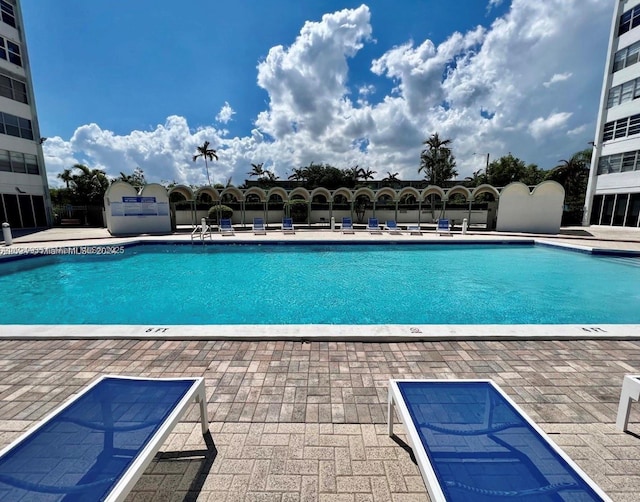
[528,112,573,139]
[216,102,236,124]
[44,0,611,187]
[543,72,573,88]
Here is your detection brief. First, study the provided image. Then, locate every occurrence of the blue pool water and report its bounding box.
[1,243,639,325]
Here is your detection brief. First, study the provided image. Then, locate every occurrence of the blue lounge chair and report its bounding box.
[253,217,267,235]
[282,217,295,234]
[342,216,355,234]
[407,225,422,236]
[219,218,234,235]
[384,220,402,234]
[367,217,381,234]
[0,375,209,502]
[436,218,451,236]
[388,379,611,502]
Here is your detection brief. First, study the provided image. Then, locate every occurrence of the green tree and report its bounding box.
[117,167,146,188]
[192,141,218,186]
[68,164,110,205]
[546,148,592,224]
[464,169,486,187]
[57,168,73,189]
[293,163,350,190]
[486,154,543,187]
[419,133,458,185]
[248,162,266,178]
[357,167,377,181]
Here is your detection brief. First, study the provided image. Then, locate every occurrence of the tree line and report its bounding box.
[50,135,592,224]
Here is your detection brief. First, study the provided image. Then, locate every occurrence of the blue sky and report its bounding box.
[21,0,611,187]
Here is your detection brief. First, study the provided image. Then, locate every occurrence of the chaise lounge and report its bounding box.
[282,217,295,234]
[341,216,355,234]
[253,217,267,235]
[436,218,451,236]
[367,217,382,234]
[388,379,610,502]
[0,375,209,502]
[219,218,235,235]
[384,220,403,235]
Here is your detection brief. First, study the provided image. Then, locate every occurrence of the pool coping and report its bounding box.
[0,323,637,341]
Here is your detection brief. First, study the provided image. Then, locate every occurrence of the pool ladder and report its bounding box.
[190,222,213,242]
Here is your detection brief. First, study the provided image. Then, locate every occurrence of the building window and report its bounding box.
[602,113,640,142]
[0,112,32,140]
[613,40,640,72]
[627,193,640,227]
[0,149,39,174]
[0,1,15,28]
[605,77,640,108]
[619,4,640,36]
[0,36,21,67]
[596,150,640,174]
[0,72,28,104]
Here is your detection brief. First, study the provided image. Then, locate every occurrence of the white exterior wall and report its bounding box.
[104,182,171,235]
[496,182,564,234]
[0,0,52,229]
[584,0,640,226]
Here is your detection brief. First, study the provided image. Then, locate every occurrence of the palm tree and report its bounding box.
[419,133,457,218]
[358,167,377,181]
[464,169,486,187]
[382,171,400,188]
[58,168,73,189]
[288,167,307,182]
[192,141,218,186]
[419,133,458,185]
[248,162,266,178]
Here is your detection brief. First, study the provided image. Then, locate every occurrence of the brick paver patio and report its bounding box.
[1,338,640,501]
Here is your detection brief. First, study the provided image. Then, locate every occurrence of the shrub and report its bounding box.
[285,200,308,223]
[208,204,233,223]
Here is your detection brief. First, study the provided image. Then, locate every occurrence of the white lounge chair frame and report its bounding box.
[0,375,209,502]
[616,374,640,431]
[388,378,611,502]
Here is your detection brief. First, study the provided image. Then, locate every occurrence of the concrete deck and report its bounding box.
[1,225,640,500]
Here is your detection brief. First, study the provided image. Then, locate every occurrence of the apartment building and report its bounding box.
[0,0,50,229]
[585,0,640,228]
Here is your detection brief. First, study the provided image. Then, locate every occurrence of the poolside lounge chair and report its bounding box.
[253,217,267,235]
[616,374,640,432]
[0,375,209,502]
[436,218,451,236]
[407,225,422,236]
[341,216,355,234]
[388,379,611,502]
[219,218,234,235]
[367,217,382,234]
[282,217,295,234]
[384,220,403,235]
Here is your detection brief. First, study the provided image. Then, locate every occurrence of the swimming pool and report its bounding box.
[1,243,639,325]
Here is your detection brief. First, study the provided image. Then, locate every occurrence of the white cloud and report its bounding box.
[543,72,573,88]
[44,0,611,187]
[528,112,573,139]
[216,102,236,124]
